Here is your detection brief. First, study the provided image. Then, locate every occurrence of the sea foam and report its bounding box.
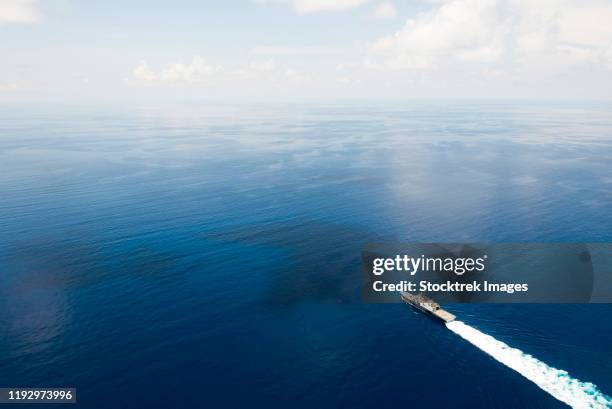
[446,321,612,408]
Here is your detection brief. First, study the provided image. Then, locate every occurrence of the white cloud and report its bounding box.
[0,0,40,24]
[556,3,612,47]
[372,0,506,68]
[0,82,18,91]
[253,0,369,13]
[133,61,156,82]
[132,56,306,89]
[132,56,223,84]
[370,0,612,70]
[295,0,369,13]
[373,2,397,19]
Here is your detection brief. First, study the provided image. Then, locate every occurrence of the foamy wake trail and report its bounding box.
[446,321,612,408]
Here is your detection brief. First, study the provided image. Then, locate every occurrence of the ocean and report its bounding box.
[1,101,611,408]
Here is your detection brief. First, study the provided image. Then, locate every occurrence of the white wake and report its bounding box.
[446,321,612,408]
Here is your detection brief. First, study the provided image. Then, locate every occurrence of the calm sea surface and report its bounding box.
[1,101,611,408]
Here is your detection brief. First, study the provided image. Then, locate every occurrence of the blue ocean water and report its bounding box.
[0,101,611,408]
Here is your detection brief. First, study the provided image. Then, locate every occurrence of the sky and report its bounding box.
[2,0,612,101]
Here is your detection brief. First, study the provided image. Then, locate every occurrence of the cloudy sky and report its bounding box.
[2,0,612,101]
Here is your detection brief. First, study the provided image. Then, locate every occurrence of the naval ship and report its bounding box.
[401,292,455,323]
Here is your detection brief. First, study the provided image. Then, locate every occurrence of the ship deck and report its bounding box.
[401,292,456,323]
[432,309,455,323]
